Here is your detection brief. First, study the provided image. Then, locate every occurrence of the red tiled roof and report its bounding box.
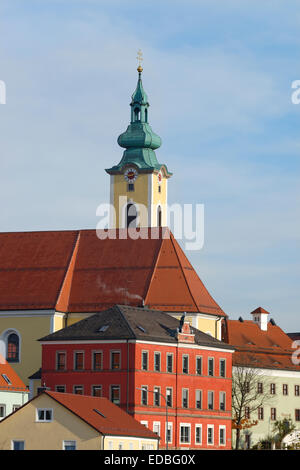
[226,319,300,371]
[251,307,269,314]
[45,391,158,439]
[0,228,226,317]
[0,354,28,392]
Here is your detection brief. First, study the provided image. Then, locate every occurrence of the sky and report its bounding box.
[0,0,299,331]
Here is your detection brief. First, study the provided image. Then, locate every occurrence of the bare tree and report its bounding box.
[232,358,274,450]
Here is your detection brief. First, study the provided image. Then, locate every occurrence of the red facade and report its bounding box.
[41,338,233,449]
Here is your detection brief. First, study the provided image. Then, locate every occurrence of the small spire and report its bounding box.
[137,49,143,73]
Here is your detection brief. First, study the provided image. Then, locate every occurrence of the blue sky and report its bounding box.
[0,0,299,331]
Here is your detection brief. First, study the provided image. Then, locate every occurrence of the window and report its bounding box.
[63,440,76,450]
[6,333,19,363]
[283,384,288,396]
[257,382,263,394]
[73,385,83,395]
[196,356,202,375]
[166,388,172,408]
[270,383,276,395]
[295,385,300,396]
[140,420,148,427]
[245,407,250,419]
[55,385,66,393]
[0,405,6,419]
[153,422,161,436]
[111,351,121,370]
[195,424,202,444]
[166,354,173,373]
[2,373,11,385]
[118,443,123,450]
[12,440,25,450]
[56,352,66,371]
[245,434,251,450]
[295,409,300,421]
[182,389,189,408]
[180,424,190,444]
[271,408,276,421]
[126,203,137,228]
[110,386,120,405]
[182,355,189,374]
[141,386,148,405]
[12,405,20,412]
[142,351,148,371]
[127,183,135,192]
[208,391,214,410]
[219,392,226,411]
[74,352,84,371]
[92,385,102,397]
[92,351,103,371]
[158,186,161,194]
[207,425,214,445]
[108,441,113,450]
[157,206,162,227]
[166,422,173,444]
[37,408,53,422]
[245,382,250,393]
[154,387,160,406]
[196,390,202,409]
[154,352,161,372]
[219,426,226,446]
[208,358,214,376]
[258,407,264,420]
[219,359,226,378]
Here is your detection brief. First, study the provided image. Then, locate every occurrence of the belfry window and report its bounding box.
[145,108,148,122]
[126,203,137,228]
[6,333,19,363]
[134,107,140,121]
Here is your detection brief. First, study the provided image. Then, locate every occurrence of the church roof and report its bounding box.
[0,228,226,317]
[39,304,232,350]
[225,319,300,372]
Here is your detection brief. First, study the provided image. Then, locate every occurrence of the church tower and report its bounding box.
[106,55,172,228]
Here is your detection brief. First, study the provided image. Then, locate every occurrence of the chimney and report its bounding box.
[251,307,269,331]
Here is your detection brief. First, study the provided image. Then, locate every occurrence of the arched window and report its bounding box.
[6,333,19,362]
[134,107,140,122]
[145,108,148,123]
[157,206,162,227]
[126,203,137,228]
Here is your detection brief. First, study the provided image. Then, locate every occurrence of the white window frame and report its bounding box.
[140,420,148,427]
[219,425,226,446]
[153,421,161,437]
[0,404,6,419]
[195,424,202,445]
[180,423,191,444]
[36,408,53,422]
[166,421,173,444]
[207,425,214,445]
[63,440,77,450]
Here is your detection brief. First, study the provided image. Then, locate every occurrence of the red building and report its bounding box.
[40,304,234,449]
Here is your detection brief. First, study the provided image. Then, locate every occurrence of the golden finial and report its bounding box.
[137,49,143,73]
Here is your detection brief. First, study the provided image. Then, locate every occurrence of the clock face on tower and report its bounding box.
[124,167,138,182]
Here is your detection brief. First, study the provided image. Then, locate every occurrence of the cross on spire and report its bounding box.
[137,49,143,73]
